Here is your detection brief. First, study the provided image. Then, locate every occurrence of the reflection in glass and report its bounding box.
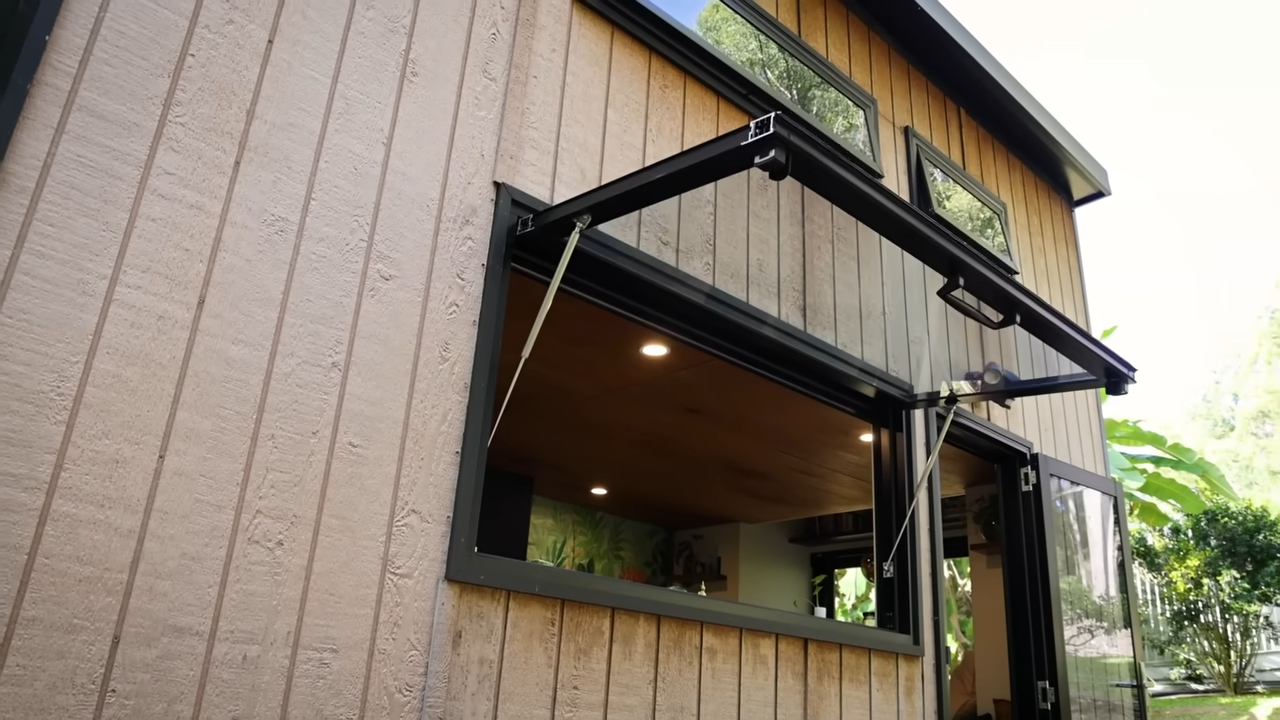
[1049,476,1143,719]
[650,0,873,159]
[923,158,1011,263]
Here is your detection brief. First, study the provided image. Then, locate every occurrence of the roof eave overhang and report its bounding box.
[846,0,1112,206]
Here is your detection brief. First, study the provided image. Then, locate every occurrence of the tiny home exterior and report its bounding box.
[0,0,1140,718]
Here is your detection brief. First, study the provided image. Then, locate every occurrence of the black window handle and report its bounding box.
[937,276,1019,330]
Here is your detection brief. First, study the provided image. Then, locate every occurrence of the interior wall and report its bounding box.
[675,523,742,601]
[739,521,814,614]
[966,484,1011,717]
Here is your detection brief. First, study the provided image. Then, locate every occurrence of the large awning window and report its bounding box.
[512,112,1135,409]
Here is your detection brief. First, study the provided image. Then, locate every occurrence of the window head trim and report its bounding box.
[583,0,882,177]
[905,126,1017,275]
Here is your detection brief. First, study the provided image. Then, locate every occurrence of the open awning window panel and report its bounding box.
[511,112,1135,409]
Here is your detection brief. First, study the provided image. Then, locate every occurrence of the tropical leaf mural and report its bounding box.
[526,496,671,586]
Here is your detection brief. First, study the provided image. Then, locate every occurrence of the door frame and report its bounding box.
[927,407,1047,719]
[1028,453,1150,720]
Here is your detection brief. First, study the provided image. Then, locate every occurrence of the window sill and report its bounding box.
[446,552,923,656]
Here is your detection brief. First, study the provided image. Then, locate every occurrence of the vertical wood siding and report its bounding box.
[432,583,931,720]
[495,0,1107,478]
[0,0,520,715]
[0,0,1103,716]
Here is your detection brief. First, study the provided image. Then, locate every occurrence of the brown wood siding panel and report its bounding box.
[715,102,751,301]
[909,66,952,396]
[496,594,563,720]
[869,650,899,720]
[841,645,871,719]
[599,31,651,246]
[655,616,702,720]
[553,5,612,203]
[431,585,510,719]
[496,0,573,199]
[778,178,807,330]
[554,602,614,719]
[869,33,910,382]
[806,641,842,720]
[606,610,660,720]
[739,630,777,720]
[747,168,781,318]
[775,635,806,720]
[989,142,1026,440]
[700,624,743,720]
[638,54,685,266]
[677,78,719,283]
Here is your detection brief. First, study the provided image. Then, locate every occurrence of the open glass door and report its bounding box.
[1024,454,1147,720]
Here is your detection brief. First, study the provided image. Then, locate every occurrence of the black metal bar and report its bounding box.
[512,110,1135,401]
[515,114,782,243]
[908,372,1099,410]
[764,114,1134,390]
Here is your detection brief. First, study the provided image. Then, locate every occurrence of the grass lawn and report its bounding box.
[1150,691,1280,719]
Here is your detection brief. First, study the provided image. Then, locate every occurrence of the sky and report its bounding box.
[940,0,1280,434]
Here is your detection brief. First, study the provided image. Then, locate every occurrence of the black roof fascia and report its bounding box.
[845,0,1111,206]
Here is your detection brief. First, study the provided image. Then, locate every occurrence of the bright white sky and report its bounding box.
[941,0,1280,432]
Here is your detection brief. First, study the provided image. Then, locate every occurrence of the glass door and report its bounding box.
[1027,454,1147,720]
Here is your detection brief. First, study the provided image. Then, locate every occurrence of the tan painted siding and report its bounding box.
[0,0,519,716]
[495,0,1107,477]
[0,0,1102,716]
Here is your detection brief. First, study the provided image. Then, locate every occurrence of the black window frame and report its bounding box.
[905,126,1018,276]
[1,0,63,164]
[583,0,883,178]
[445,184,924,656]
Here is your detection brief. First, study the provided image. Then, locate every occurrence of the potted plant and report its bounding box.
[795,574,829,617]
[972,494,1001,543]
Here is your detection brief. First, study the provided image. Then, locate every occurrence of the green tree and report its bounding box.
[1192,286,1280,511]
[1100,327,1238,527]
[1131,501,1280,694]
[694,1,870,156]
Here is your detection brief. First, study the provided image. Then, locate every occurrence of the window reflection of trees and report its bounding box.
[923,160,1011,261]
[694,1,872,158]
[1051,477,1142,720]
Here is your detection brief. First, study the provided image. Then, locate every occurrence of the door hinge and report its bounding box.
[1037,680,1056,709]
[1020,466,1037,492]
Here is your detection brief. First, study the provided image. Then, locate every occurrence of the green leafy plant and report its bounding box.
[1099,326,1238,527]
[1132,500,1280,694]
[796,574,827,611]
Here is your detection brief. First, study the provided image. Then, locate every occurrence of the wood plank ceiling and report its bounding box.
[489,273,991,529]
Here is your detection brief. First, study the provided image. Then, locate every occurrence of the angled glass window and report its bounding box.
[907,128,1016,274]
[645,0,879,171]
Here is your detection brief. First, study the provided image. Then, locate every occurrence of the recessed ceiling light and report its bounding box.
[590,486,608,496]
[640,343,669,357]
[859,432,874,443]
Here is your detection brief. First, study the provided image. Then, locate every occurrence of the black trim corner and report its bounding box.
[1,0,63,164]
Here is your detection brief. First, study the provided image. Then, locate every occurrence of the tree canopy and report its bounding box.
[1132,500,1280,694]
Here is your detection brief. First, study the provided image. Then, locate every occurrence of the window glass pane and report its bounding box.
[650,0,873,159]
[1048,476,1143,720]
[922,158,1011,263]
[480,272,900,629]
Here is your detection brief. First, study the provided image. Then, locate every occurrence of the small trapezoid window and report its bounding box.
[645,0,879,171]
[907,128,1016,274]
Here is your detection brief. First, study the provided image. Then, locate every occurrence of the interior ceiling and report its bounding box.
[488,272,995,530]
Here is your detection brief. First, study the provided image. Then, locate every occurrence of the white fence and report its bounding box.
[1134,569,1280,663]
